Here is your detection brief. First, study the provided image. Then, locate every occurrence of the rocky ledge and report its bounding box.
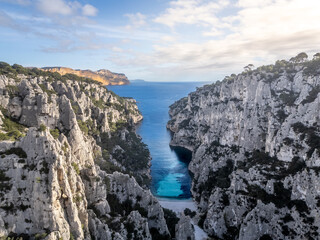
[168,53,320,240]
[0,62,178,239]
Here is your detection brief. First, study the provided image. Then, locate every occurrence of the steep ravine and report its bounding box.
[168,56,320,240]
[0,63,195,240]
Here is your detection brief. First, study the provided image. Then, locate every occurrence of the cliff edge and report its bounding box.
[168,54,320,240]
[0,62,173,239]
[42,67,130,86]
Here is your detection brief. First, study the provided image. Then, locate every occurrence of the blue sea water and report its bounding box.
[107,81,207,199]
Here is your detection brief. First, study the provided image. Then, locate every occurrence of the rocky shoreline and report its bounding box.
[0,63,196,240]
[167,55,320,240]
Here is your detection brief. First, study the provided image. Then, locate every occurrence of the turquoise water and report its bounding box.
[108,81,206,199]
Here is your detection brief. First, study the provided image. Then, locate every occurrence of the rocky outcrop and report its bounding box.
[42,67,130,86]
[168,56,320,239]
[175,214,195,240]
[0,64,170,239]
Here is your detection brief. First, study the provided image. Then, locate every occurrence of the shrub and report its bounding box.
[5,85,19,97]
[77,120,88,135]
[73,194,82,203]
[0,170,12,192]
[184,208,196,218]
[34,233,48,240]
[163,208,179,238]
[50,128,60,139]
[99,131,151,186]
[39,124,46,132]
[38,84,56,96]
[2,117,26,133]
[71,162,80,175]
[0,147,27,158]
[0,132,11,141]
[301,86,320,104]
[279,91,297,106]
[149,228,171,240]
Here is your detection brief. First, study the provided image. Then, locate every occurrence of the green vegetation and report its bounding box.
[0,132,13,141]
[290,52,308,63]
[0,62,102,85]
[71,102,80,114]
[106,194,148,218]
[34,233,48,240]
[73,194,82,203]
[279,91,298,106]
[163,208,179,238]
[291,122,320,158]
[77,120,89,135]
[90,97,106,109]
[71,162,80,175]
[62,142,68,154]
[99,131,150,186]
[0,170,12,192]
[38,84,56,96]
[49,128,60,139]
[301,86,320,104]
[0,147,27,158]
[196,159,233,195]
[243,182,309,215]
[149,228,171,240]
[109,119,128,132]
[1,116,26,140]
[96,157,122,174]
[184,208,196,218]
[39,124,46,132]
[85,119,99,135]
[5,85,19,97]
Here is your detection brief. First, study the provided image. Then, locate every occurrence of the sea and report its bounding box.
[107,81,208,199]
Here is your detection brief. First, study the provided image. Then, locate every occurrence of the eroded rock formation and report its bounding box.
[0,65,170,239]
[168,57,320,239]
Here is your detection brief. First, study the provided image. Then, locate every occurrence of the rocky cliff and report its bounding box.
[168,55,320,239]
[0,62,172,239]
[42,67,130,86]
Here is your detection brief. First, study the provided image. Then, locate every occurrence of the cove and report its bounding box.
[108,81,205,199]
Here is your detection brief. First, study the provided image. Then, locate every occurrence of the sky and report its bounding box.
[0,0,320,82]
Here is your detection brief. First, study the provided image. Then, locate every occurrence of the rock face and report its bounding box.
[175,214,195,240]
[42,67,130,86]
[0,65,171,239]
[168,57,320,239]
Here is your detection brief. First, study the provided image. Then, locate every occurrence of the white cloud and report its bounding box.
[237,0,275,8]
[0,10,29,31]
[108,0,320,81]
[161,35,177,42]
[154,0,230,28]
[1,0,320,81]
[125,12,147,29]
[36,0,74,16]
[36,0,98,18]
[82,4,98,17]
[112,47,124,53]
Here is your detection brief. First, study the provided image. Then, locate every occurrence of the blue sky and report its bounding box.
[0,0,320,81]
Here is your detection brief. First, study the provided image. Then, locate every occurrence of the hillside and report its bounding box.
[168,53,320,240]
[42,67,130,86]
[0,62,177,239]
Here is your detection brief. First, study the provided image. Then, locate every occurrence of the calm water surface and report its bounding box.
[108,81,207,199]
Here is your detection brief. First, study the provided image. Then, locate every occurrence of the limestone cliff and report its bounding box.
[42,67,130,86]
[0,63,171,239]
[168,56,320,239]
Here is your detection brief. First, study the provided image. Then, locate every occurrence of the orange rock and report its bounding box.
[42,67,130,86]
